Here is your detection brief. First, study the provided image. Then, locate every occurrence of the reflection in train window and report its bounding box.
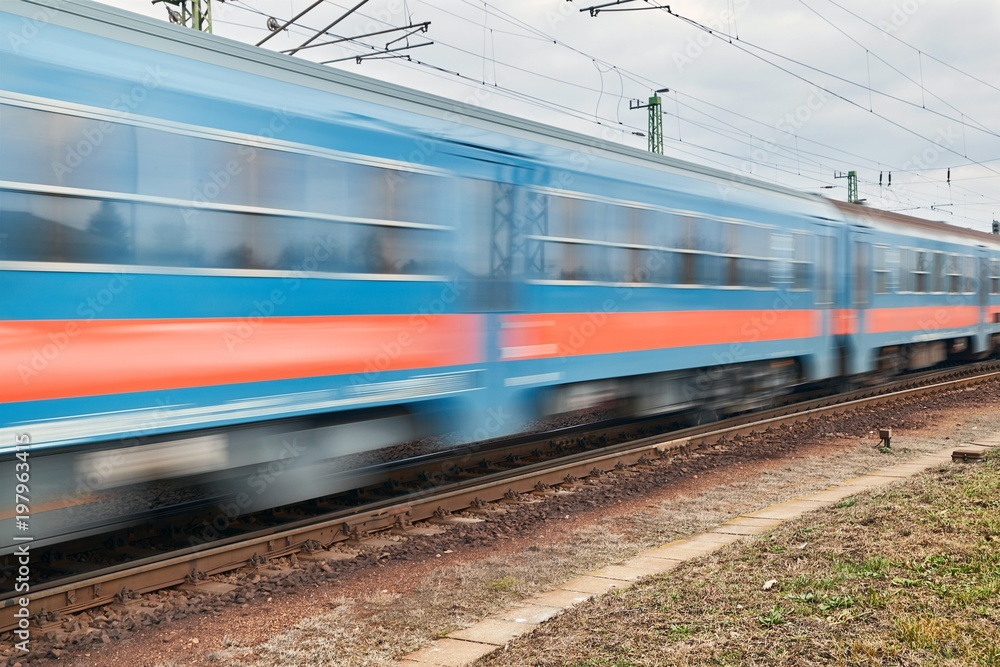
[633,248,674,284]
[0,192,132,264]
[676,215,700,286]
[932,252,945,293]
[543,241,606,281]
[0,189,448,276]
[0,104,137,194]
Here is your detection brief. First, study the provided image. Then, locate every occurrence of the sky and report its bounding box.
[93,0,1000,234]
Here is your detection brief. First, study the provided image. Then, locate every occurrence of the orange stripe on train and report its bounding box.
[832,309,858,336]
[500,310,821,360]
[0,315,485,403]
[864,305,980,334]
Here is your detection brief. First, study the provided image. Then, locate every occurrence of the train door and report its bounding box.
[813,225,839,380]
[846,229,873,375]
[977,252,990,354]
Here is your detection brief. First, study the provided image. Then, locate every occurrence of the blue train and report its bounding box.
[1,0,998,554]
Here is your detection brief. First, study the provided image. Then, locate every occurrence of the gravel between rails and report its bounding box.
[4,379,999,667]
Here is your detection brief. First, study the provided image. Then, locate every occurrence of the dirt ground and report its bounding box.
[7,380,1000,667]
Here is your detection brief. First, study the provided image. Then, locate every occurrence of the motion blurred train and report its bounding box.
[2,0,999,555]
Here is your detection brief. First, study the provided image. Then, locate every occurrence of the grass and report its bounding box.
[478,451,1000,666]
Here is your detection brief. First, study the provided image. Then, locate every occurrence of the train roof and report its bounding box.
[831,200,1000,249]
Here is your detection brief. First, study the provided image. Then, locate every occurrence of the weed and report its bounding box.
[818,595,854,610]
[758,606,786,627]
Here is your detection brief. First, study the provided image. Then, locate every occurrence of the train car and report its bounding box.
[833,202,1000,377]
[1,0,997,555]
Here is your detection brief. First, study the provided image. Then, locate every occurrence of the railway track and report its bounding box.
[3,360,999,634]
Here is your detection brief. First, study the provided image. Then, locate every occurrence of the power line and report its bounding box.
[649,8,1000,185]
[798,0,994,138]
[821,0,1000,97]
[219,0,996,228]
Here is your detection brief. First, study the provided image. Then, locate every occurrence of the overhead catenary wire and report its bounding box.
[821,0,1000,97]
[797,0,995,137]
[217,0,998,227]
[646,7,1000,188]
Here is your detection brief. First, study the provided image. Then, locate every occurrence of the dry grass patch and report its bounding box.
[478,454,1000,667]
[211,526,648,666]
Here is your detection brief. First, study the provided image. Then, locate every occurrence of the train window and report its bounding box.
[816,235,835,305]
[945,255,961,294]
[771,233,794,287]
[598,245,631,283]
[743,226,772,288]
[873,245,898,294]
[633,248,674,283]
[721,223,772,289]
[542,240,605,281]
[605,206,637,246]
[791,233,811,290]
[687,216,719,252]
[380,226,449,275]
[992,259,1000,294]
[676,215,700,285]
[454,179,495,278]
[963,256,976,293]
[0,104,138,195]
[914,251,930,293]
[898,249,912,292]
[854,241,870,305]
[546,196,572,240]
[392,171,448,228]
[932,252,945,293]
[250,147,309,212]
[0,187,447,275]
[678,251,698,285]
[696,218,722,286]
[635,209,672,250]
[0,191,128,264]
[547,196,599,241]
[132,205,198,267]
[723,223,740,287]
[771,232,811,290]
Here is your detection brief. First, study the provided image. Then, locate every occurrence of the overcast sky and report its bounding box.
[94,0,1000,233]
